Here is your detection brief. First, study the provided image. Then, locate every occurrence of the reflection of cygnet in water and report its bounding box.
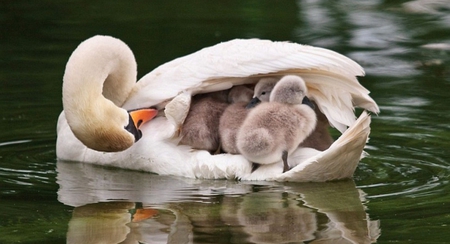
[236,75,317,172]
[220,192,317,243]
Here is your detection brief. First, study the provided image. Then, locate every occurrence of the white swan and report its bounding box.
[56,35,379,182]
[61,36,158,152]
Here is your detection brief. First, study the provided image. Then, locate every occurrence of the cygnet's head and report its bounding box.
[228,85,253,104]
[254,77,279,102]
[270,75,308,105]
[246,77,279,108]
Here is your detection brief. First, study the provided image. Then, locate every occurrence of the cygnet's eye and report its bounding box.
[261,91,266,95]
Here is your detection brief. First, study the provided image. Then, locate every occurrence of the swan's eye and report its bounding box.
[261,91,266,95]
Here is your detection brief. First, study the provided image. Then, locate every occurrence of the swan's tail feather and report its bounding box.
[331,110,371,147]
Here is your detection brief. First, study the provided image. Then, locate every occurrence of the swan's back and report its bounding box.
[122,39,378,134]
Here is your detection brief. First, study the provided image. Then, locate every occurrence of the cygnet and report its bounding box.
[236,75,317,172]
[219,85,254,154]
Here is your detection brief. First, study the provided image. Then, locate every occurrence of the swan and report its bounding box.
[56,35,379,182]
[236,76,317,172]
[61,36,158,152]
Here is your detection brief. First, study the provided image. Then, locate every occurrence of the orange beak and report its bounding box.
[129,108,158,128]
[132,208,159,222]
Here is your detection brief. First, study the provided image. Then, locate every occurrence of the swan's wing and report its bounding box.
[273,111,371,182]
[122,39,378,132]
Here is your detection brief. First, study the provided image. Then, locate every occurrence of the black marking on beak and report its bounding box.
[246,97,261,109]
[136,119,143,128]
[125,114,143,142]
[302,96,315,109]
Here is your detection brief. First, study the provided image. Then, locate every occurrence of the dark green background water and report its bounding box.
[1,0,450,243]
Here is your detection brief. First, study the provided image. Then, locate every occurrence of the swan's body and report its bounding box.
[237,76,317,172]
[56,35,379,182]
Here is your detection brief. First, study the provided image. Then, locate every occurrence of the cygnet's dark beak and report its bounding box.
[302,96,315,109]
[246,97,261,109]
[125,108,158,142]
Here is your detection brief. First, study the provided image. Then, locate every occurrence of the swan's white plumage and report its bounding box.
[57,35,378,182]
[123,39,378,132]
[57,111,370,181]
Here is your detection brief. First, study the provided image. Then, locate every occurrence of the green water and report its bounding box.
[1,0,450,243]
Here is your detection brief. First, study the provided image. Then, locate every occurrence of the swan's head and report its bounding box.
[270,75,313,107]
[62,35,158,152]
[246,77,279,108]
[64,97,158,152]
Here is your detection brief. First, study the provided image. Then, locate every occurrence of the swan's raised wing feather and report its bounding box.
[123,39,378,131]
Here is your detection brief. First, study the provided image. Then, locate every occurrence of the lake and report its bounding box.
[1,0,450,243]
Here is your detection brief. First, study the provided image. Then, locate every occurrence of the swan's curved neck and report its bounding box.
[62,35,138,152]
[63,36,137,108]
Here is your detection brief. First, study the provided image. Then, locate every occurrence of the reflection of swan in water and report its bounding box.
[218,181,380,244]
[66,202,134,244]
[294,181,380,244]
[58,161,380,243]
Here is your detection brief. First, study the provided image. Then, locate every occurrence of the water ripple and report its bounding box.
[0,138,57,195]
[0,139,32,147]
